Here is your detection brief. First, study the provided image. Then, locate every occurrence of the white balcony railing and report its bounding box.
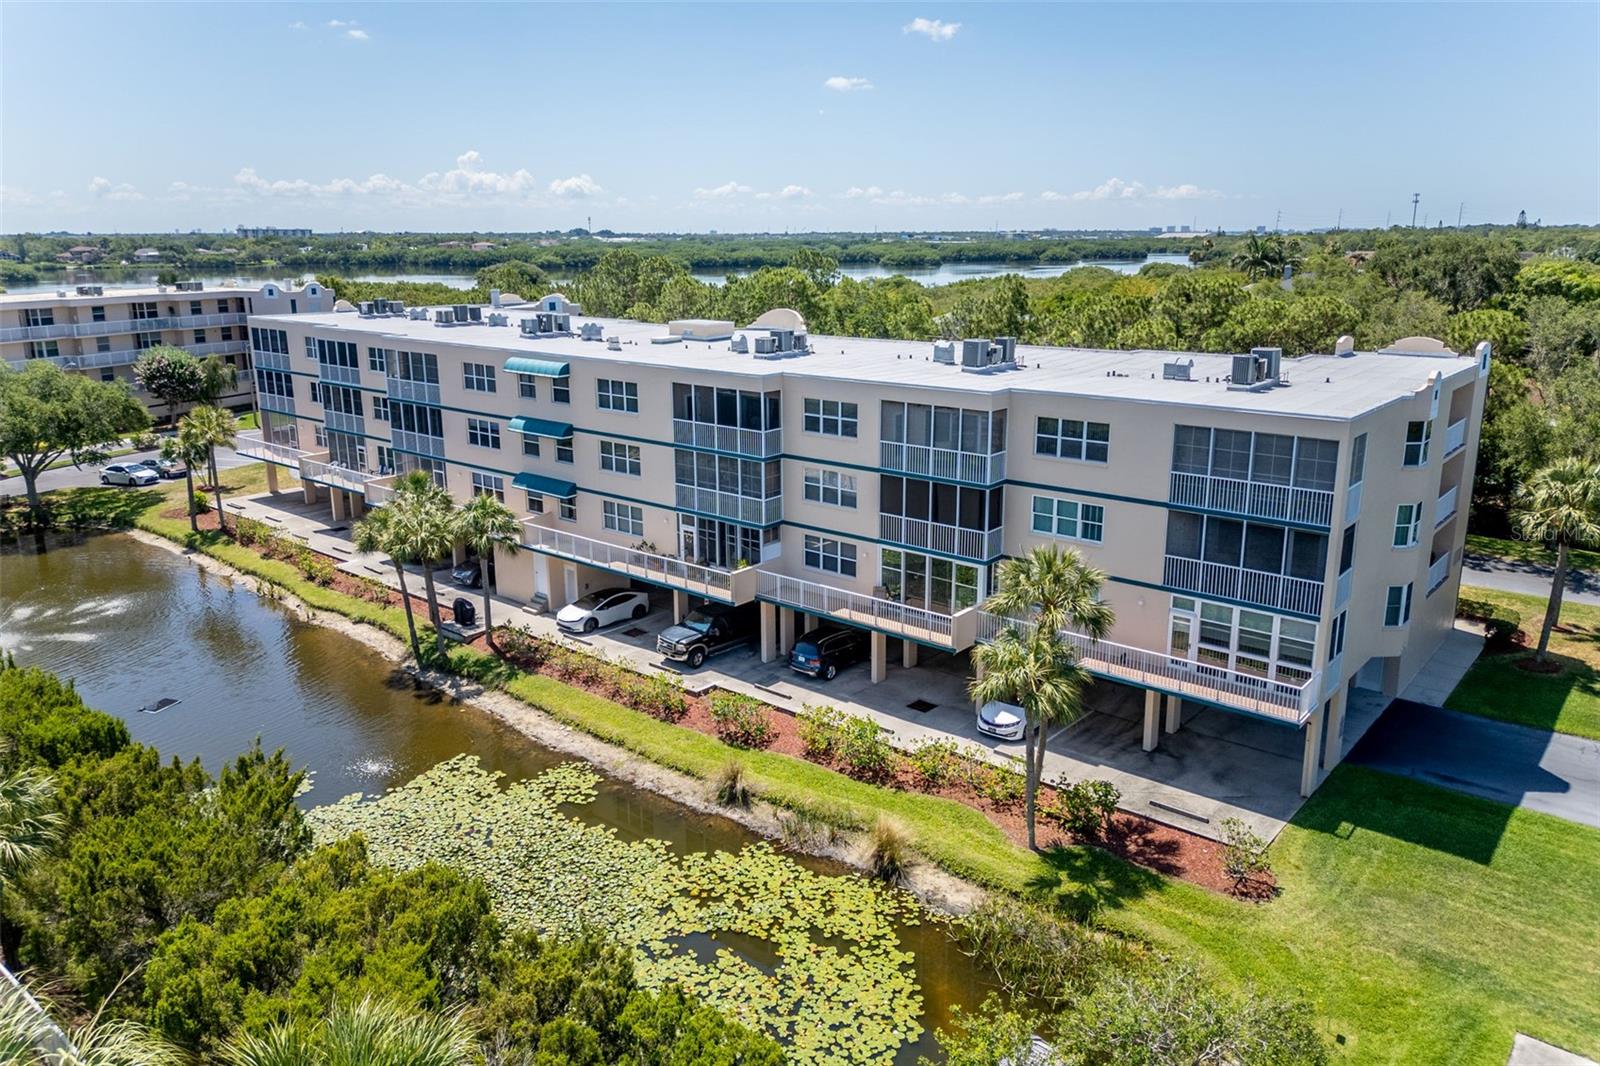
[1169,471,1335,528]
[364,476,398,506]
[674,484,783,526]
[258,391,297,415]
[0,311,246,343]
[1435,485,1459,529]
[879,441,1006,484]
[878,513,1004,560]
[235,430,307,466]
[298,455,377,495]
[1163,555,1323,616]
[524,524,760,603]
[390,429,446,458]
[671,419,782,458]
[323,409,365,435]
[386,377,441,405]
[318,363,362,386]
[759,572,973,648]
[1444,418,1468,458]
[976,612,1320,724]
[8,338,249,372]
[1427,552,1451,595]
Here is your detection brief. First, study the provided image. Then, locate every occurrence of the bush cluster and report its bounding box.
[1042,779,1122,840]
[708,691,776,748]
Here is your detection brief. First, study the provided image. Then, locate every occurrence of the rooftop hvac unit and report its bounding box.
[753,335,778,354]
[553,313,570,332]
[387,300,406,315]
[992,336,1017,364]
[433,309,456,326]
[729,334,749,354]
[580,322,603,341]
[1252,347,1282,382]
[175,281,204,292]
[1231,353,1258,386]
[793,331,809,352]
[960,338,990,369]
[408,308,428,320]
[1162,359,1195,381]
[769,328,794,352]
[75,285,105,297]
[451,304,470,323]
[932,341,955,364]
[358,302,376,317]
[606,336,621,351]
[520,318,539,336]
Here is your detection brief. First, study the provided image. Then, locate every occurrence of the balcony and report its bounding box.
[1427,552,1451,595]
[318,363,361,386]
[674,485,783,526]
[364,476,398,507]
[1435,485,1459,529]
[1444,417,1468,458]
[253,348,291,372]
[390,429,446,458]
[1163,555,1323,616]
[976,612,1320,724]
[236,430,308,467]
[323,409,365,436]
[524,524,761,603]
[759,572,977,650]
[0,311,247,344]
[298,454,378,495]
[8,338,249,372]
[258,391,298,416]
[671,419,782,458]
[1169,471,1335,528]
[879,514,1004,561]
[387,377,441,405]
[879,442,1005,485]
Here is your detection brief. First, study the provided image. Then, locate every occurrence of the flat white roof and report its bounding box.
[0,281,310,307]
[255,307,1479,420]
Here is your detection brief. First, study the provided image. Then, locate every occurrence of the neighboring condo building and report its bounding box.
[240,294,1489,796]
[0,280,333,412]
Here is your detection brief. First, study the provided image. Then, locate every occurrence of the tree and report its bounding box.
[195,355,240,407]
[971,547,1113,849]
[166,424,210,533]
[352,503,424,662]
[0,364,150,520]
[133,346,203,428]
[386,473,457,657]
[1513,458,1600,662]
[0,769,62,967]
[219,998,477,1066]
[180,405,238,523]
[455,492,520,647]
[474,259,550,299]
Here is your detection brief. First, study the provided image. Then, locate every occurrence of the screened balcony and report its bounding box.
[1164,511,1327,616]
[1170,425,1337,528]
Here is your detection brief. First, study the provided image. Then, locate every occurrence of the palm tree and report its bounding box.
[1514,457,1600,662]
[1230,235,1278,281]
[180,404,238,526]
[164,426,209,534]
[221,997,476,1066]
[0,975,186,1066]
[352,505,423,663]
[455,492,521,647]
[971,546,1114,850]
[194,354,240,407]
[387,473,457,658]
[0,768,63,968]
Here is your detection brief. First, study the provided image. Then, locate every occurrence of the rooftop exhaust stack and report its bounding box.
[580,322,603,341]
[1334,335,1356,356]
[1162,358,1195,381]
[932,341,955,364]
[490,288,502,309]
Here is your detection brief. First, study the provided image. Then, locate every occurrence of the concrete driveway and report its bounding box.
[1463,554,1600,607]
[1349,699,1600,829]
[0,445,251,496]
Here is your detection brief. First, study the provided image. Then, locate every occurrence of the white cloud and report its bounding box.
[777,184,812,200]
[549,174,603,198]
[823,75,873,92]
[1041,178,1224,202]
[327,18,350,27]
[289,20,307,29]
[977,191,1024,205]
[693,180,752,199]
[903,17,960,41]
[88,176,142,202]
[346,28,369,41]
[843,185,884,199]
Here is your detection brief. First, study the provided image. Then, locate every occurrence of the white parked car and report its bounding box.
[101,463,159,487]
[556,587,651,633]
[977,700,1026,741]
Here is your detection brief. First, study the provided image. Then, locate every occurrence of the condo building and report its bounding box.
[0,280,333,412]
[238,294,1489,796]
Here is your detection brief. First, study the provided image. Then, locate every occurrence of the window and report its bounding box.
[517,375,536,399]
[556,437,574,464]
[1165,512,1326,580]
[193,329,206,345]
[390,401,444,439]
[391,350,439,383]
[1031,495,1104,543]
[217,299,231,315]
[1384,583,1414,627]
[1403,421,1431,467]
[880,549,980,611]
[91,306,106,323]
[1035,417,1110,462]
[1329,611,1347,659]
[372,396,390,422]
[257,369,294,399]
[522,434,540,457]
[803,467,857,508]
[803,398,857,437]
[100,369,114,382]
[597,378,639,413]
[368,347,388,373]
[307,381,321,405]
[1172,425,1339,491]
[466,418,501,450]
[96,337,111,353]
[880,402,1002,456]
[525,492,545,514]
[376,446,394,474]
[1339,524,1356,574]
[803,535,857,577]
[27,341,59,360]
[558,497,577,522]
[674,384,781,432]
[552,376,571,404]
[470,472,505,502]
[1348,433,1367,486]
[313,424,327,448]
[314,338,360,369]
[251,327,288,354]
[21,308,53,327]
[188,301,202,316]
[463,362,497,393]
[599,440,641,476]
[603,500,644,536]
[1392,503,1422,548]
[220,326,233,342]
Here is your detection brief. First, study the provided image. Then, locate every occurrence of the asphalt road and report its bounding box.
[1350,698,1600,829]
[1462,552,1600,607]
[0,445,251,497]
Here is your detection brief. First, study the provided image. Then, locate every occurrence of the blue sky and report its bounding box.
[2,2,1596,234]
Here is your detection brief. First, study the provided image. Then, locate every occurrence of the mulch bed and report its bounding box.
[1515,657,1566,675]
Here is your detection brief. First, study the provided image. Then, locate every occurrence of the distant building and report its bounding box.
[237,226,313,239]
[1256,225,1268,235]
[131,248,161,263]
[60,245,103,264]
[471,241,496,252]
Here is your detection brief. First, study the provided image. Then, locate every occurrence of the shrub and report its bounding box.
[1044,779,1121,839]
[1219,817,1273,890]
[233,517,270,546]
[866,816,913,884]
[776,806,845,851]
[796,704,845,759]
[353,575,390,604]
[837,714,897,781]
[954,896,1145,1009]
[191,491,211,515]
[907,738,961,788]
[619,671,688,722]
[713,758,751,807]
[978,765,1025,806]
[494,624,546,664]
[1483,616,1519,653]
[131,430,160,451]
[295,548,336,587]
[708,691,776,748]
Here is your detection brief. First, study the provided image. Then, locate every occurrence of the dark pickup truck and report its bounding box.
[656,602,759,668]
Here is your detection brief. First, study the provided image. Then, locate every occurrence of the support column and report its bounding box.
[972,658,986,712]
[329,489,346,522]
[759,602,778,663]
[1163,694,1183,734]
[778,607,796,656]
[870,631,888,683]
[302,480,318,506]
[265,464,280,494]
[1142,690,1161,752]
[1300,705,1326,798]
[1322,689,1348,770]
[672,590,689,625]
[901,639,919,669]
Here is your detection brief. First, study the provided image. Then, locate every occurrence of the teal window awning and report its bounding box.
[507,416,573,438]
[504,357,570,377]
[512,472,578,498]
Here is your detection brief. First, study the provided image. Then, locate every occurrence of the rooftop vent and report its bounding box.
[729,334,749,354]
[1162,358,1195,381]
[433,309,456,326]
[580,322,603,341]
[958,337,1019,373]
[175,281,205,292]
[75,285,104,297]
[606,336,621,351]
[520,312,572,337]
[1334,334,1356,357]
[1227,347,1283,391]
[486,313,508,327]
[408,307,428,320]
[932,341,955,364]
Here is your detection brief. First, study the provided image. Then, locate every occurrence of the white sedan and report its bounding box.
[556,587,651,633]
[977,700,1026,741]
[101,463,160,487]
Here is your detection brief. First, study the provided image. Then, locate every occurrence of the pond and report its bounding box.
[0,533,993,1061]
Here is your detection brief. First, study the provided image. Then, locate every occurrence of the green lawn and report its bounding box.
[235,410,261,430]
[1465,533,1600,574]
[1450,586,1600,740]
[47,464,1600,1065]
